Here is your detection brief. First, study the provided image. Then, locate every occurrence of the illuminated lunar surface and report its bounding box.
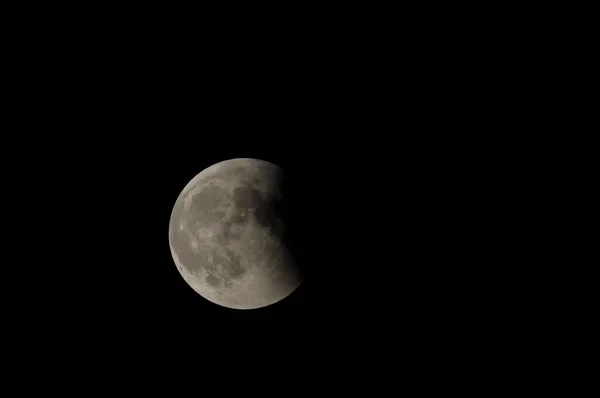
[168,158,301,309]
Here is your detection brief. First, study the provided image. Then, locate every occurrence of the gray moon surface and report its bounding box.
[168,158,301,309]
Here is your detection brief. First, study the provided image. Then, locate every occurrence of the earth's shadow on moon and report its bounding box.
[252,163,321,315]
[202,159,318,316]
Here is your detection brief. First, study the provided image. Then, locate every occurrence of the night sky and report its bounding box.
[5,22,524,388]
[12,107,506,378]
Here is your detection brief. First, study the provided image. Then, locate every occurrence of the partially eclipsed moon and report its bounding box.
[168,158,301,309]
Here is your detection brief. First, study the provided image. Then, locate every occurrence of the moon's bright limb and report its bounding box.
[168,158,301,309]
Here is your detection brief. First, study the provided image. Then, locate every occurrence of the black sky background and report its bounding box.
[3,11,547,387]
[20,90,508,373]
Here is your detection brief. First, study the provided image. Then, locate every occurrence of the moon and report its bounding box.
[168,158,301,309]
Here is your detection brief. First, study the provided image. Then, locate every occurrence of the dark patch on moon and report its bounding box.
[212,211,227,222]
[205,274,220,287]
[254,196,285,238]
[254,199,278,227]
[251,176,262,186]
[223,249,245,279]
[233,186,263,209]
[215,231,229,245]
[190,185,225,210]
[215,221,242,245]
[222,221,241,240]
[229,210,248,224]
